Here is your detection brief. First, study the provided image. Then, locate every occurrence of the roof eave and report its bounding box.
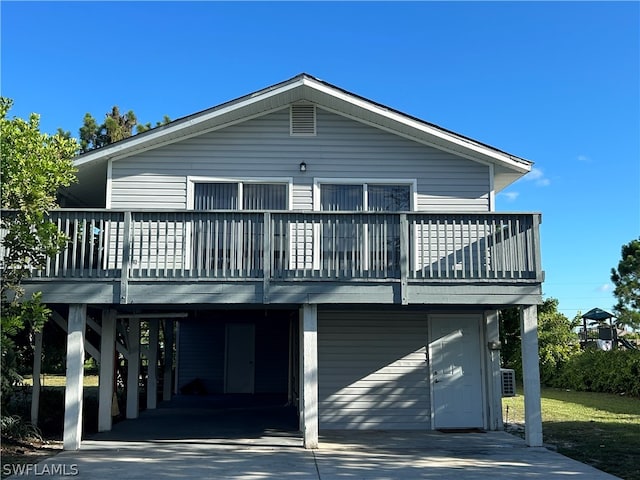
[74,73,531,181]
[74,74,309,167]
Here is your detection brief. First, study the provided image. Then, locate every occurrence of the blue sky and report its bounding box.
[2,1,639,320]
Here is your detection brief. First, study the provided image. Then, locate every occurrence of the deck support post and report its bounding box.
[31,330,43,427]
[162,319,174,402]
[147,320,159,409]
[300,304,318,449]
[98,309,117,432]
[126,319,140,419]
[485,310,503,430]
[63,304,86,450]
[520,304,543,446]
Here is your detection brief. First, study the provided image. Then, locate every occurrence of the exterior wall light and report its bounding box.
[299,162,307,172]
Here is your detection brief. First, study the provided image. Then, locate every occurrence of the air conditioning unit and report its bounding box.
[501,368,516,397]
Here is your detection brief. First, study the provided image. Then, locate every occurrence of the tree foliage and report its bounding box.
[537,299,582,382]
[79,106,170,153]
[0,97,78,409]
[611,238,640,329]
[500,298,581,384]
[136,115,172,134]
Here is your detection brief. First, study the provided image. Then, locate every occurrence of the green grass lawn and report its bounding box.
[20,374,99,387]
[503,387,640,480]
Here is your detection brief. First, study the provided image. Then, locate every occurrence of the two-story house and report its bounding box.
[18,74,543,450]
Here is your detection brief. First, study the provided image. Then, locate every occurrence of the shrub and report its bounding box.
[1,414,43,442]
[550,349,640,396]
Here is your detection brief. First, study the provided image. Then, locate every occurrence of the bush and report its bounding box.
[549,349,640,396]
[1,414,43,442]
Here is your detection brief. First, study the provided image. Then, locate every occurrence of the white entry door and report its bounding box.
[429,315,484,429]
[225,323,255,393]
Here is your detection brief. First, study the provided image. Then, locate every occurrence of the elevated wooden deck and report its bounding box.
[4,210,543,306]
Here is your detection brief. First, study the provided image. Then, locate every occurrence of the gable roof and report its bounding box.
[69,73,532,205]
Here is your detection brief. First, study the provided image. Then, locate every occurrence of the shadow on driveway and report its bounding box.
[6,396,620,479]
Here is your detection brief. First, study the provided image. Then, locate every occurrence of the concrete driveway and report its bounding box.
[7,400,619,479]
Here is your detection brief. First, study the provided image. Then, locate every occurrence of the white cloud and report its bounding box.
[524,167,550,187]
[500,191,520,202]
[596,284,612,293]
[577,154,591,162]
[527,167,544,180]
[536,178,551,187]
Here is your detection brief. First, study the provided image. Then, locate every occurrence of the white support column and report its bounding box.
[298,314,304,432]
[98,309,116,432]
[162,319,173,402]
[126,319,140,419]
[485,310,503,431]
[520,304,543,447]
[63,304,86,450]
[147,320,159,409]
[300,304,318,449]
[31,330,43,426]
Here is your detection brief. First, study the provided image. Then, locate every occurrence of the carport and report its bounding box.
[89,395,301,445]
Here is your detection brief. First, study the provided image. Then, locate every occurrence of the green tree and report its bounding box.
[500,298,580,384]
[0,97,78,409]
[611,238,640,329]
[537,300,581,382]
[136,114,171,133]
[79,106,137,152]
[79,107,170,152]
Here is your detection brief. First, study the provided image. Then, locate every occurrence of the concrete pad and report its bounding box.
[5,402,620,479]
[316,430,621,479]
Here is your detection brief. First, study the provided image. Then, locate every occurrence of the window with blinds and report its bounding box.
[319,183,410,275]
[320,184,410,212]
[243,183,287,210]
[320,184,363,211]
[192,182,288,274]
[194,182,287,211]
[368,185,410,212]
[194,183,239,210]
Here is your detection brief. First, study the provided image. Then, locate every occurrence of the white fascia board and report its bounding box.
[74,78,306,168]
[105,160,113,209]
[488,164,495,212]
[302,77,531,174]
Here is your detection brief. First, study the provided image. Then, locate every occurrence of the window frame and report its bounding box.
[187,176,294,211]
[185,176,293,272]
[311,179,417,272]
[313,178,417,212]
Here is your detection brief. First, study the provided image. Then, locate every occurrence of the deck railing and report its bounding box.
[1,210,542,283]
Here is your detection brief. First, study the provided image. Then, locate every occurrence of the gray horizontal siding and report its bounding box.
[318,311,429,430]
[292,185,313,210]
[110,108,489,211]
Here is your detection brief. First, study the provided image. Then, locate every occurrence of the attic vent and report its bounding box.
[501,368,516,397]
[290,104,316,136]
